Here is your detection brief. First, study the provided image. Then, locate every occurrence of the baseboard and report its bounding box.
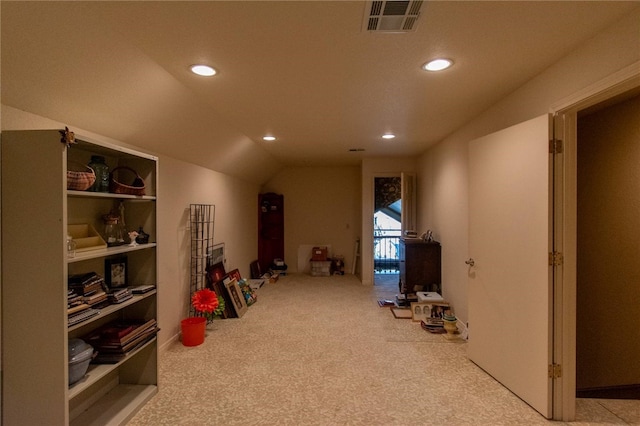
[456,319,468,340]
[577,384,640,400]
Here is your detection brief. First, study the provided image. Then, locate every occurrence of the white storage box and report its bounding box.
[417,292,444,302]
[310,260,331,277]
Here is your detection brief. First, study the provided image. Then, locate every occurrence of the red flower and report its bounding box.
[192,288,219,314]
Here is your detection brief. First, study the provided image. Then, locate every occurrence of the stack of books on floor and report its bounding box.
[395,293,418,307]
[421,317,446,334]
[85,318,159,363]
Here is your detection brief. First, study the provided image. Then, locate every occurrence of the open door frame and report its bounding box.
[550,61,640,421]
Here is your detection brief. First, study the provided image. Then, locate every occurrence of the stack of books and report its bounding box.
[68,282,101,327]
[420,317,446,334]
[85,318,159,363]
[68,272,109,308]
[108,287,133,304]
[68,288,100,327]
[395,293,418,307]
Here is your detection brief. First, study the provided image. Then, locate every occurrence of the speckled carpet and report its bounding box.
[128,274,640,425]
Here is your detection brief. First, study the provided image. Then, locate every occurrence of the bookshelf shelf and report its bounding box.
[68,243,157,264]
[68,291,157,333]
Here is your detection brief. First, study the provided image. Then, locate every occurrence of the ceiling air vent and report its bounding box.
[363,0,424,32]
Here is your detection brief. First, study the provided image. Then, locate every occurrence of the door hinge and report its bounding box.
[549,363,562,379]
[549,138,563,154]
[549,251,563,266]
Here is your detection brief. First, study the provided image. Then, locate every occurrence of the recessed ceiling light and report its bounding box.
[190,64,217,76]
[382,134,396,139]
[263,136,277,141]
[422,58,453,72]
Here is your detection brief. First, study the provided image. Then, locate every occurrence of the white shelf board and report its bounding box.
[67,190,156,201]
[68,243,157,263]
[69,384,157,426]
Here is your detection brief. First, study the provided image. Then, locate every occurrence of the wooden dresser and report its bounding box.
[399,238,442,295]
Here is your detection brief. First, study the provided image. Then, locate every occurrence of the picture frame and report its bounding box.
[227,268,242,283]
[207,243,225,268]
[411,301,450,322]
[206,262,226,286]
[105,255,128,289]
[225,278,248,318]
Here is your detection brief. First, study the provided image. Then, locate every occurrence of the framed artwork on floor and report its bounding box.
[225,278,248,318]
[411,301,450,322]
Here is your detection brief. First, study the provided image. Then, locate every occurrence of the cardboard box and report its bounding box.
[311,246,328,261]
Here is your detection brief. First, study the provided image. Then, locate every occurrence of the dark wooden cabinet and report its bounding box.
[399,238,441,294]
[258,193,284,271]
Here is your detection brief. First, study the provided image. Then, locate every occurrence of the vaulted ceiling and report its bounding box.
[2,1,637,184]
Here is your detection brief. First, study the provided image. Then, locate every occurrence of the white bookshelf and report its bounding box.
[2,130,159,425]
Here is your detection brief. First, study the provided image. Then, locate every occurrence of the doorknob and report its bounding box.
[465,258,475,267]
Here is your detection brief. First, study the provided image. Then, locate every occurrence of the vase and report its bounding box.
[181,317,206,346]
[443,318,458,335]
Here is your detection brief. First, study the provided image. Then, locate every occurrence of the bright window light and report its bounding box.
[382,134,396,139]
[190,64,217,76]
[422,59,453,72]
[263,136,277,141]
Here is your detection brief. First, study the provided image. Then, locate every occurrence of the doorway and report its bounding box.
[575,92,640,399]
[553,65,640,420]
[373,176,402,292]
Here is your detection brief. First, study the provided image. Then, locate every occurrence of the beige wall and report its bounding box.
[262,166,361,274]
[1,106,261,349]
[576,95,640,389]
[417,8,640,325]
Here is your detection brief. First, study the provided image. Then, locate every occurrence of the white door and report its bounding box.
[468,114,553,418]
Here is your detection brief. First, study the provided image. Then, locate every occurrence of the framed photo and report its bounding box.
[207,243,225,268]
[225,278,248,318]
[227,268,242,282]
[105,255,128,288]
[411,301,450,322]
[206,262,226,287]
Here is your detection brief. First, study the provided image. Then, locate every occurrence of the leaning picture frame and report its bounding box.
[411,301,450,322]
[225,278,248,318]
[207,243,225,268]
[105,255,128,288]
[227,268,242,282]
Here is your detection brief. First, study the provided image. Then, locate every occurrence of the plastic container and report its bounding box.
[181,317,206,346]
[68,338,94,386]
[310,260,331,277]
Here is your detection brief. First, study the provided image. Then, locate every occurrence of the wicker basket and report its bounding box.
[109,166,146,196]
[67,162,96,191]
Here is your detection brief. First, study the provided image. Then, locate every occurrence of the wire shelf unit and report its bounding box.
[190,204,215,317]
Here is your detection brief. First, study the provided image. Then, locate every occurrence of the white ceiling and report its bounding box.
[2,1,638,183]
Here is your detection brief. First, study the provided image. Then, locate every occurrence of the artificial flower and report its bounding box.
[191,288,225,322]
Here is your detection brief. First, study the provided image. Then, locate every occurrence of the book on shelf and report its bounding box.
[68,308,100,327]
[83,290,107,305]
[108,287,133,303]
[129,284,156,294]
[69,272,106,296]
[85,318,159,362]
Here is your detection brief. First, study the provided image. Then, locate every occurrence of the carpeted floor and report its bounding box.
[128,274,640,425]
